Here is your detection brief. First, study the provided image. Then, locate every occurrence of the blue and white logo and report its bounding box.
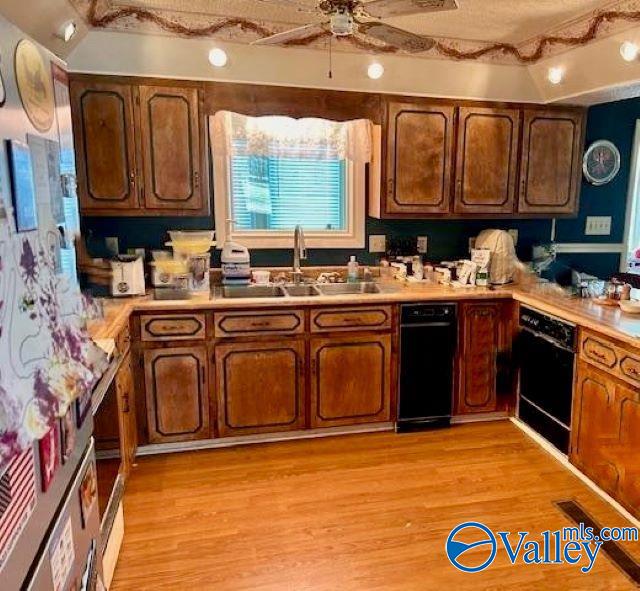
[446,522,497,573]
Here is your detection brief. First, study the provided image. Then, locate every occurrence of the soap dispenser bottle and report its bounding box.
[347,255,359,283]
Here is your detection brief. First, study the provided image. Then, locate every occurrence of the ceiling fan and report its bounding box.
[252,0,459,53]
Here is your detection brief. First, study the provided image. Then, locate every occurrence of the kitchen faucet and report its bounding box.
[292,225,307,284]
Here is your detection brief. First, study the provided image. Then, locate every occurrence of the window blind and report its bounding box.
[229,152,346,232]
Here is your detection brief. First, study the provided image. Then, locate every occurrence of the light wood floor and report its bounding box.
[111,422,640,590]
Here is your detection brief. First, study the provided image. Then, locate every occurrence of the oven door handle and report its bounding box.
[519,325,575,353]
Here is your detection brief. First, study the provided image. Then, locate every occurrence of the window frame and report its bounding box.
[211,123,371,250]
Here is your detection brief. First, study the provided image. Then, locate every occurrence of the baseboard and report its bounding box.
[510,417,640,529]
[451,412,510,424]
[136,422,395,456]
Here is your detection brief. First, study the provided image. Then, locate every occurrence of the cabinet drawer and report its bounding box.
[140,314,206,341]
[581,334,617,369]
[214,310,304,338]
[310,306,392,333]
[579,329,640,388]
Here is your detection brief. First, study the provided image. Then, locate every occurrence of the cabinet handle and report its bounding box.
[200,365,206,385]
[129,172,135,187]
[250,321,270,328]
[342,317,361,324]
[387,178,394,197]
[122,392,130,413]
[194,171,200,189]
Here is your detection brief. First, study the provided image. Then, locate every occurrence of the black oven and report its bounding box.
[517,307,576,454]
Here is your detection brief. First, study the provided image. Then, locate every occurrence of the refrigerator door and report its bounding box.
[25,439,103,591]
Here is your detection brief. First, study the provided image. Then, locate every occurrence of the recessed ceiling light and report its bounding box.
[547,67,564,85]
[208,48,228,68]
[620,41,639,62]
[57,21,77,43]
[367,63,384,80]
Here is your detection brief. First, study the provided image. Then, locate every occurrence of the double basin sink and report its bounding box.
[220,282,381,299]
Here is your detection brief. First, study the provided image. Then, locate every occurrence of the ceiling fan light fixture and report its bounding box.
[620,41,639,62]
[209,48,228,68]
[330,12,354,36]
[367,62,385,79]
[547,67,564,85]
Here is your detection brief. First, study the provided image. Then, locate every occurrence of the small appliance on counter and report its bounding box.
[152,230,215,299]
[221,219,251,286]
[110,255,145,296]
[475,229,517,285]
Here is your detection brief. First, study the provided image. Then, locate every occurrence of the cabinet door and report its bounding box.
[70,81,138,213]
[457,303,500,414]
[310,334,392,428]
[454,107,520,214]
[138,85,205,213]
[571,361,640,518]
[518,109,584,215]
[385,101,454,215]
[116,351,137,477]
[144,346,210,443]
[216,340,306,437]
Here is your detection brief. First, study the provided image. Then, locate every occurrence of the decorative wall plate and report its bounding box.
[583,140,621,186]
[14,39,54,132]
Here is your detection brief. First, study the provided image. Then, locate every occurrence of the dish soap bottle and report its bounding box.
[347,255,359,283]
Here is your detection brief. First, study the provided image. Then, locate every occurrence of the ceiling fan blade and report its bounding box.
[252,23,328,45]
[253,0,320,14]
[364,0,459,19]
[357,22,435,53]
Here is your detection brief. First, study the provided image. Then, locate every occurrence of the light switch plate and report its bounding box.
[369,234,386,253]
[417,236,428,254]
[508,229,519,246]
[585,216,612,236]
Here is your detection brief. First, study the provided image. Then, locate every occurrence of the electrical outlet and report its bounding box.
[508,229,519,246]
[585,216,612,236]
[417,236,428,254]
[369,234,386,253]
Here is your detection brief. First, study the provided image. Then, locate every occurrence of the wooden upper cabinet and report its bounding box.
[310,334,392,428]
[385,101,454,215]
[138,85,205,213]
[144,346,210,443]
[518,109,585,215]
[454,107,520,214]
[71,81,138,213]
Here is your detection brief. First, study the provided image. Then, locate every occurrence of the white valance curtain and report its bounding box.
[211,111,373,163]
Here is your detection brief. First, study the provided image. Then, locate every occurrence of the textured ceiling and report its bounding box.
[113,0,616,43]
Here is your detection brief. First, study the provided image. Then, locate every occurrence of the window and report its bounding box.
[624,121,640,273]
[210,112,373,249]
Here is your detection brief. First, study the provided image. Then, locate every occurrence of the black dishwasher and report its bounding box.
[397,304,457,432]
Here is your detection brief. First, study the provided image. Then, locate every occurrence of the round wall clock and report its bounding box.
[14,39,54,132]
[583,140,621,186]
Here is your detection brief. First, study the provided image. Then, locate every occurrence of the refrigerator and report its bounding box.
[0,12,107,591]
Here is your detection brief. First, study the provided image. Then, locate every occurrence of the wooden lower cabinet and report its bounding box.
[215,339,306,436]
[570,361,640,518]
[143,345,210,443]
[116,351,137,476]
[310,334,392,428]
[456,301,514,415]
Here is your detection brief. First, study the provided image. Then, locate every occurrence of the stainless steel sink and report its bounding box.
[284,284,321,297]
[220,285,286,298]
[317,282,381,295]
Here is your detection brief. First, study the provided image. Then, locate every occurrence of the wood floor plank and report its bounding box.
[111,422,640,590]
